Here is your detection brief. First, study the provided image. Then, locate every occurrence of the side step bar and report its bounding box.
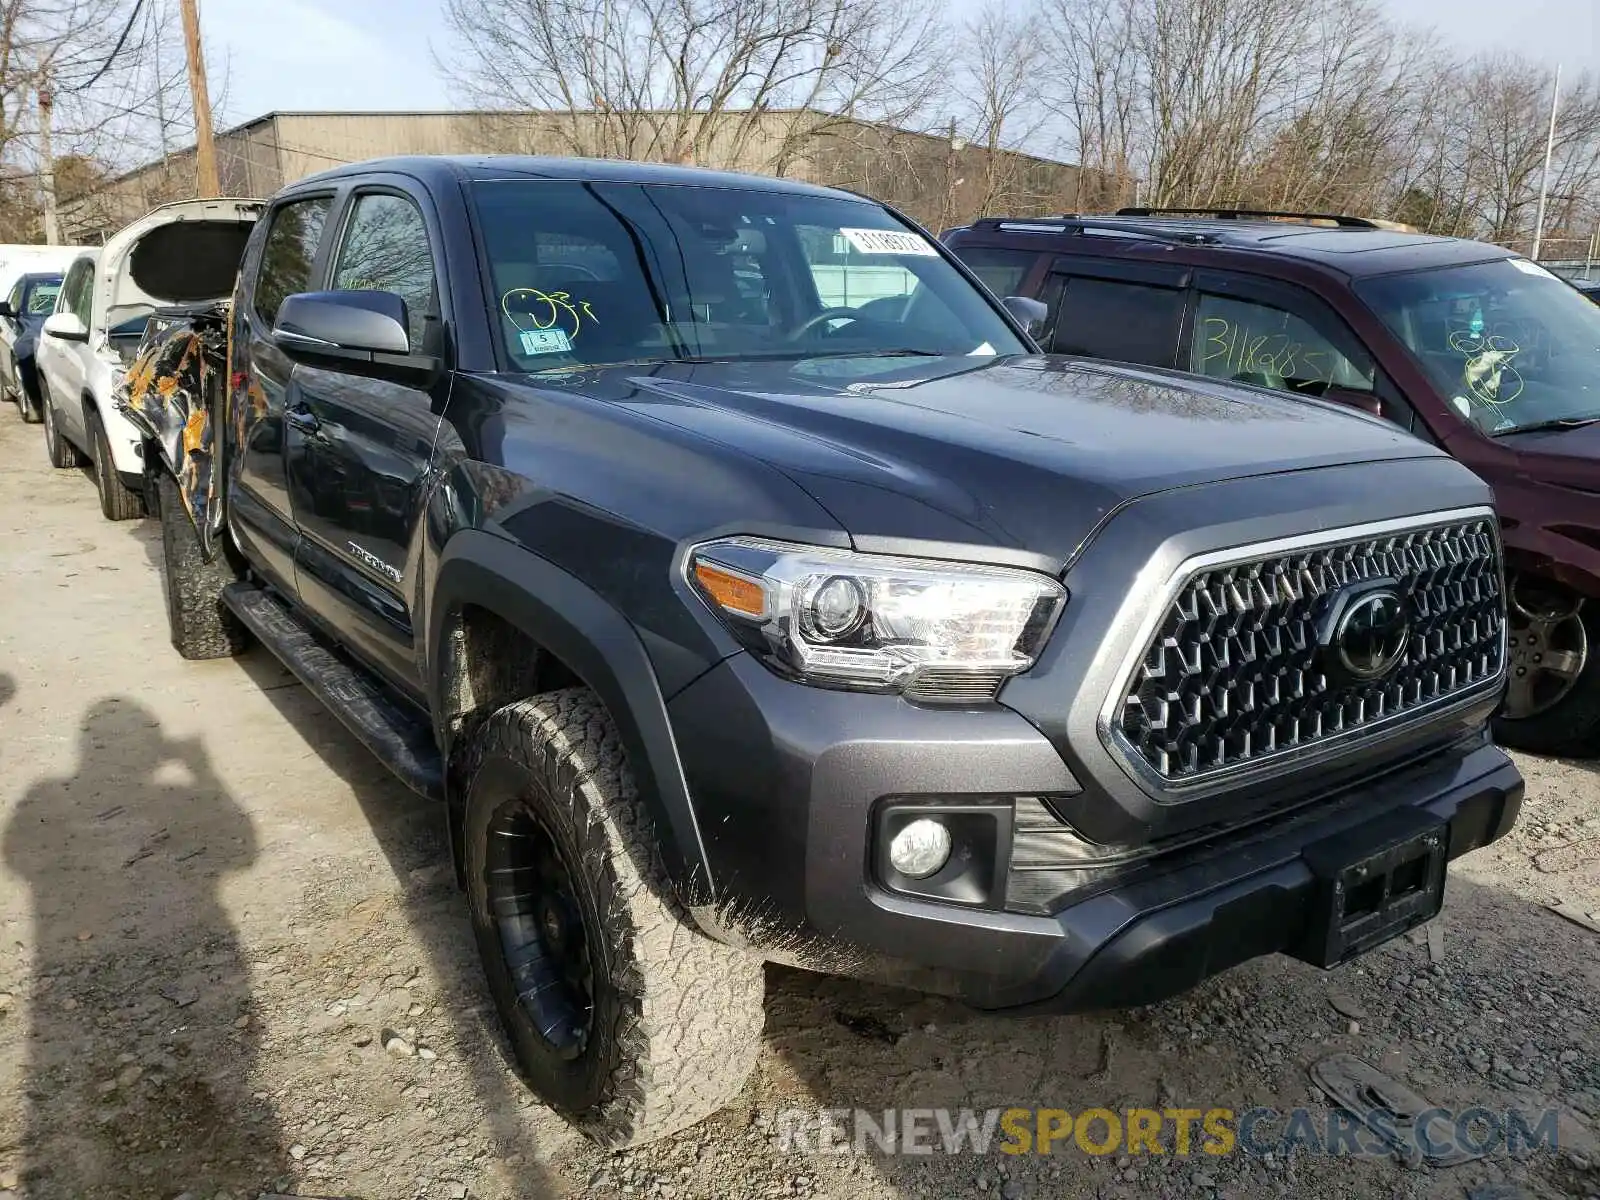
[222,582,445,801]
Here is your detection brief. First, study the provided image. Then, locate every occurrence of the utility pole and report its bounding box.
[38,76,60,245]
[1531,63,1561,262]
[179,0,220,197]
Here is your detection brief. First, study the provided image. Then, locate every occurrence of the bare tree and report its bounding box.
[439,0,945,176]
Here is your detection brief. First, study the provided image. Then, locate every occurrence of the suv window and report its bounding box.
[1191,291,1375,395]
[1050,276,1183,367]
[256,196,333,326]
[330,193,438,352]
[6,280,21,317]
[957,247,1037,298]
[62,259,94,323]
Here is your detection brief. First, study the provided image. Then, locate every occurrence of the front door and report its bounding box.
[41,257,95,444]
[285,186,448,702]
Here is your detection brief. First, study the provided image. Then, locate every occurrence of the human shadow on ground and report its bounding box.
[1,695,288,1199]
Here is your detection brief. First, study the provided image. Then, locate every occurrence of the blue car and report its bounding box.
[0,271,64,422]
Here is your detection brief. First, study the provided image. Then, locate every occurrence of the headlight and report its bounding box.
[687,537,1066,701]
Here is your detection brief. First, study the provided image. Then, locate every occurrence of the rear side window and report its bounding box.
[1050,276,1183,367]
[1190,291,1375,394]
[330,193,439,352]
[255,196,332,325]
[952,247,1037,298]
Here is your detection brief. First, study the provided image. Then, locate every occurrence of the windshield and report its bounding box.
[22,277,60,315]
[470,180,1027,370]
[1356,258,1600,435]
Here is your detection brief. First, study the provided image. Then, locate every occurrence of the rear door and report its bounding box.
[284,181,448,701]
[232,191,337,597]
[1041,258,1190,369]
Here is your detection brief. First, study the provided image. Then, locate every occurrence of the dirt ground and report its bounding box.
[0,410,1596,1200]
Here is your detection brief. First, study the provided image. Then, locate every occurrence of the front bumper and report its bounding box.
[668,653,1522,1011]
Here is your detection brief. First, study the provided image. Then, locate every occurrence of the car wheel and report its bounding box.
[41,381,81,468]
[16,360,41,424]
[87,407,146,521]
[462,689,764,1148]
[1493,579,1600,758]
[155,471,248,659]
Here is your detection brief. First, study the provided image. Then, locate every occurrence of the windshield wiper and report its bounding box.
[1496,416,1600,436]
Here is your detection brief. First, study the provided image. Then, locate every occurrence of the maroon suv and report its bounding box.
[943,208,1600,756]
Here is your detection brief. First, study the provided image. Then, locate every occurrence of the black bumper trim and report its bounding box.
[998,745,1522,1014]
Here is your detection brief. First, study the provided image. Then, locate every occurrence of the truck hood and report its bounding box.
[542,354,1445,563]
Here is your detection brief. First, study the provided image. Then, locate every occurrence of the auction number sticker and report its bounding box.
[520,328,573,355]
[839,228,940,256]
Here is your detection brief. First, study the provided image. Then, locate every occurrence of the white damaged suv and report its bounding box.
[35,198,260,519]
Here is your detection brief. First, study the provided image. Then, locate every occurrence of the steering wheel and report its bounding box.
[786,306,870,342]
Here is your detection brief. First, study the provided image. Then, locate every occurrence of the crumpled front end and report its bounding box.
[116,305,230,557]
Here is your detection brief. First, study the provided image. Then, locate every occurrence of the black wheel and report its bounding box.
[15,359,40,423]
[41,380,80,468]
[155,471,247,660]
[462,690,764,1148]
[1494,579,1600,758]
[88,408,146,521]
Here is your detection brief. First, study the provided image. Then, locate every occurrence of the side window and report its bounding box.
[65,261,94,322]
[953,247,1038,298]
[6,281,22,317]
[1190,291,1376,395]
[1050,275,1184,368]
[255,196,333,326]
[330,193,438,352]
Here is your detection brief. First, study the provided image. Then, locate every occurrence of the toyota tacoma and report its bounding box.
[121,157,1522,1148]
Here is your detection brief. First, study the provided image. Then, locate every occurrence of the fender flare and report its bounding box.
[428,529,713,895]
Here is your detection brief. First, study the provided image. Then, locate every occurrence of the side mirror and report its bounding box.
[274,290,411,357]
[0,300,16,320]
[1001,295,1049,341]
[43,311,88,342]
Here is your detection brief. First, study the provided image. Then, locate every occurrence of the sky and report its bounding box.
[200,0,1598,127]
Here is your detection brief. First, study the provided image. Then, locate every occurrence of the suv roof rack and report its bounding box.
[1114,207,1384,229]
[967,215,1221,246]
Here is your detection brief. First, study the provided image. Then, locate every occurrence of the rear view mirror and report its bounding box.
[43,311,88,342]
[274,290,410,356]
[1001,295,1049,341]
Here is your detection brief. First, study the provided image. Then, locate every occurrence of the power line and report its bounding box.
[64,0,147,94]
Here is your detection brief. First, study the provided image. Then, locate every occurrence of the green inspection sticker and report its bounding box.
[519,328,573,355]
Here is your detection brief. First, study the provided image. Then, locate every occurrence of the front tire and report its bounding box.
[155,471,247,659]
[41,380,81,469]
[88,408,146,521]
[1494,580,1600,758]
[462,690,764,1148]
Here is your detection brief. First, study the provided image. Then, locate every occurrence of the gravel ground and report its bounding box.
[0,410,1596,1200]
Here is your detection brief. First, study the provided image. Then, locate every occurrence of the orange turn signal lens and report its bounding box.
[693,561,766,618]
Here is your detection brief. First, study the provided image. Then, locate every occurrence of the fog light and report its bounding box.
[888,818,952,879]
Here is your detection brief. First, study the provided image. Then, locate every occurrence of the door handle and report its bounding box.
[285,405,320,434]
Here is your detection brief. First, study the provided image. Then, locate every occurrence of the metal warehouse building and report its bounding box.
[59,109,1091,244]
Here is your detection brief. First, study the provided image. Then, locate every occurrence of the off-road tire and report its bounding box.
[41,381,80,468]
[88,408,146,521]
[156,471,247,659]
[1495,601,1600,758]
[462,690,765,1148]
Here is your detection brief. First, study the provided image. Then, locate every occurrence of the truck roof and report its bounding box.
[293,154,862,202]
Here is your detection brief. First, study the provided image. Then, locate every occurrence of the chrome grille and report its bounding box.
[1111,513,1505,790]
